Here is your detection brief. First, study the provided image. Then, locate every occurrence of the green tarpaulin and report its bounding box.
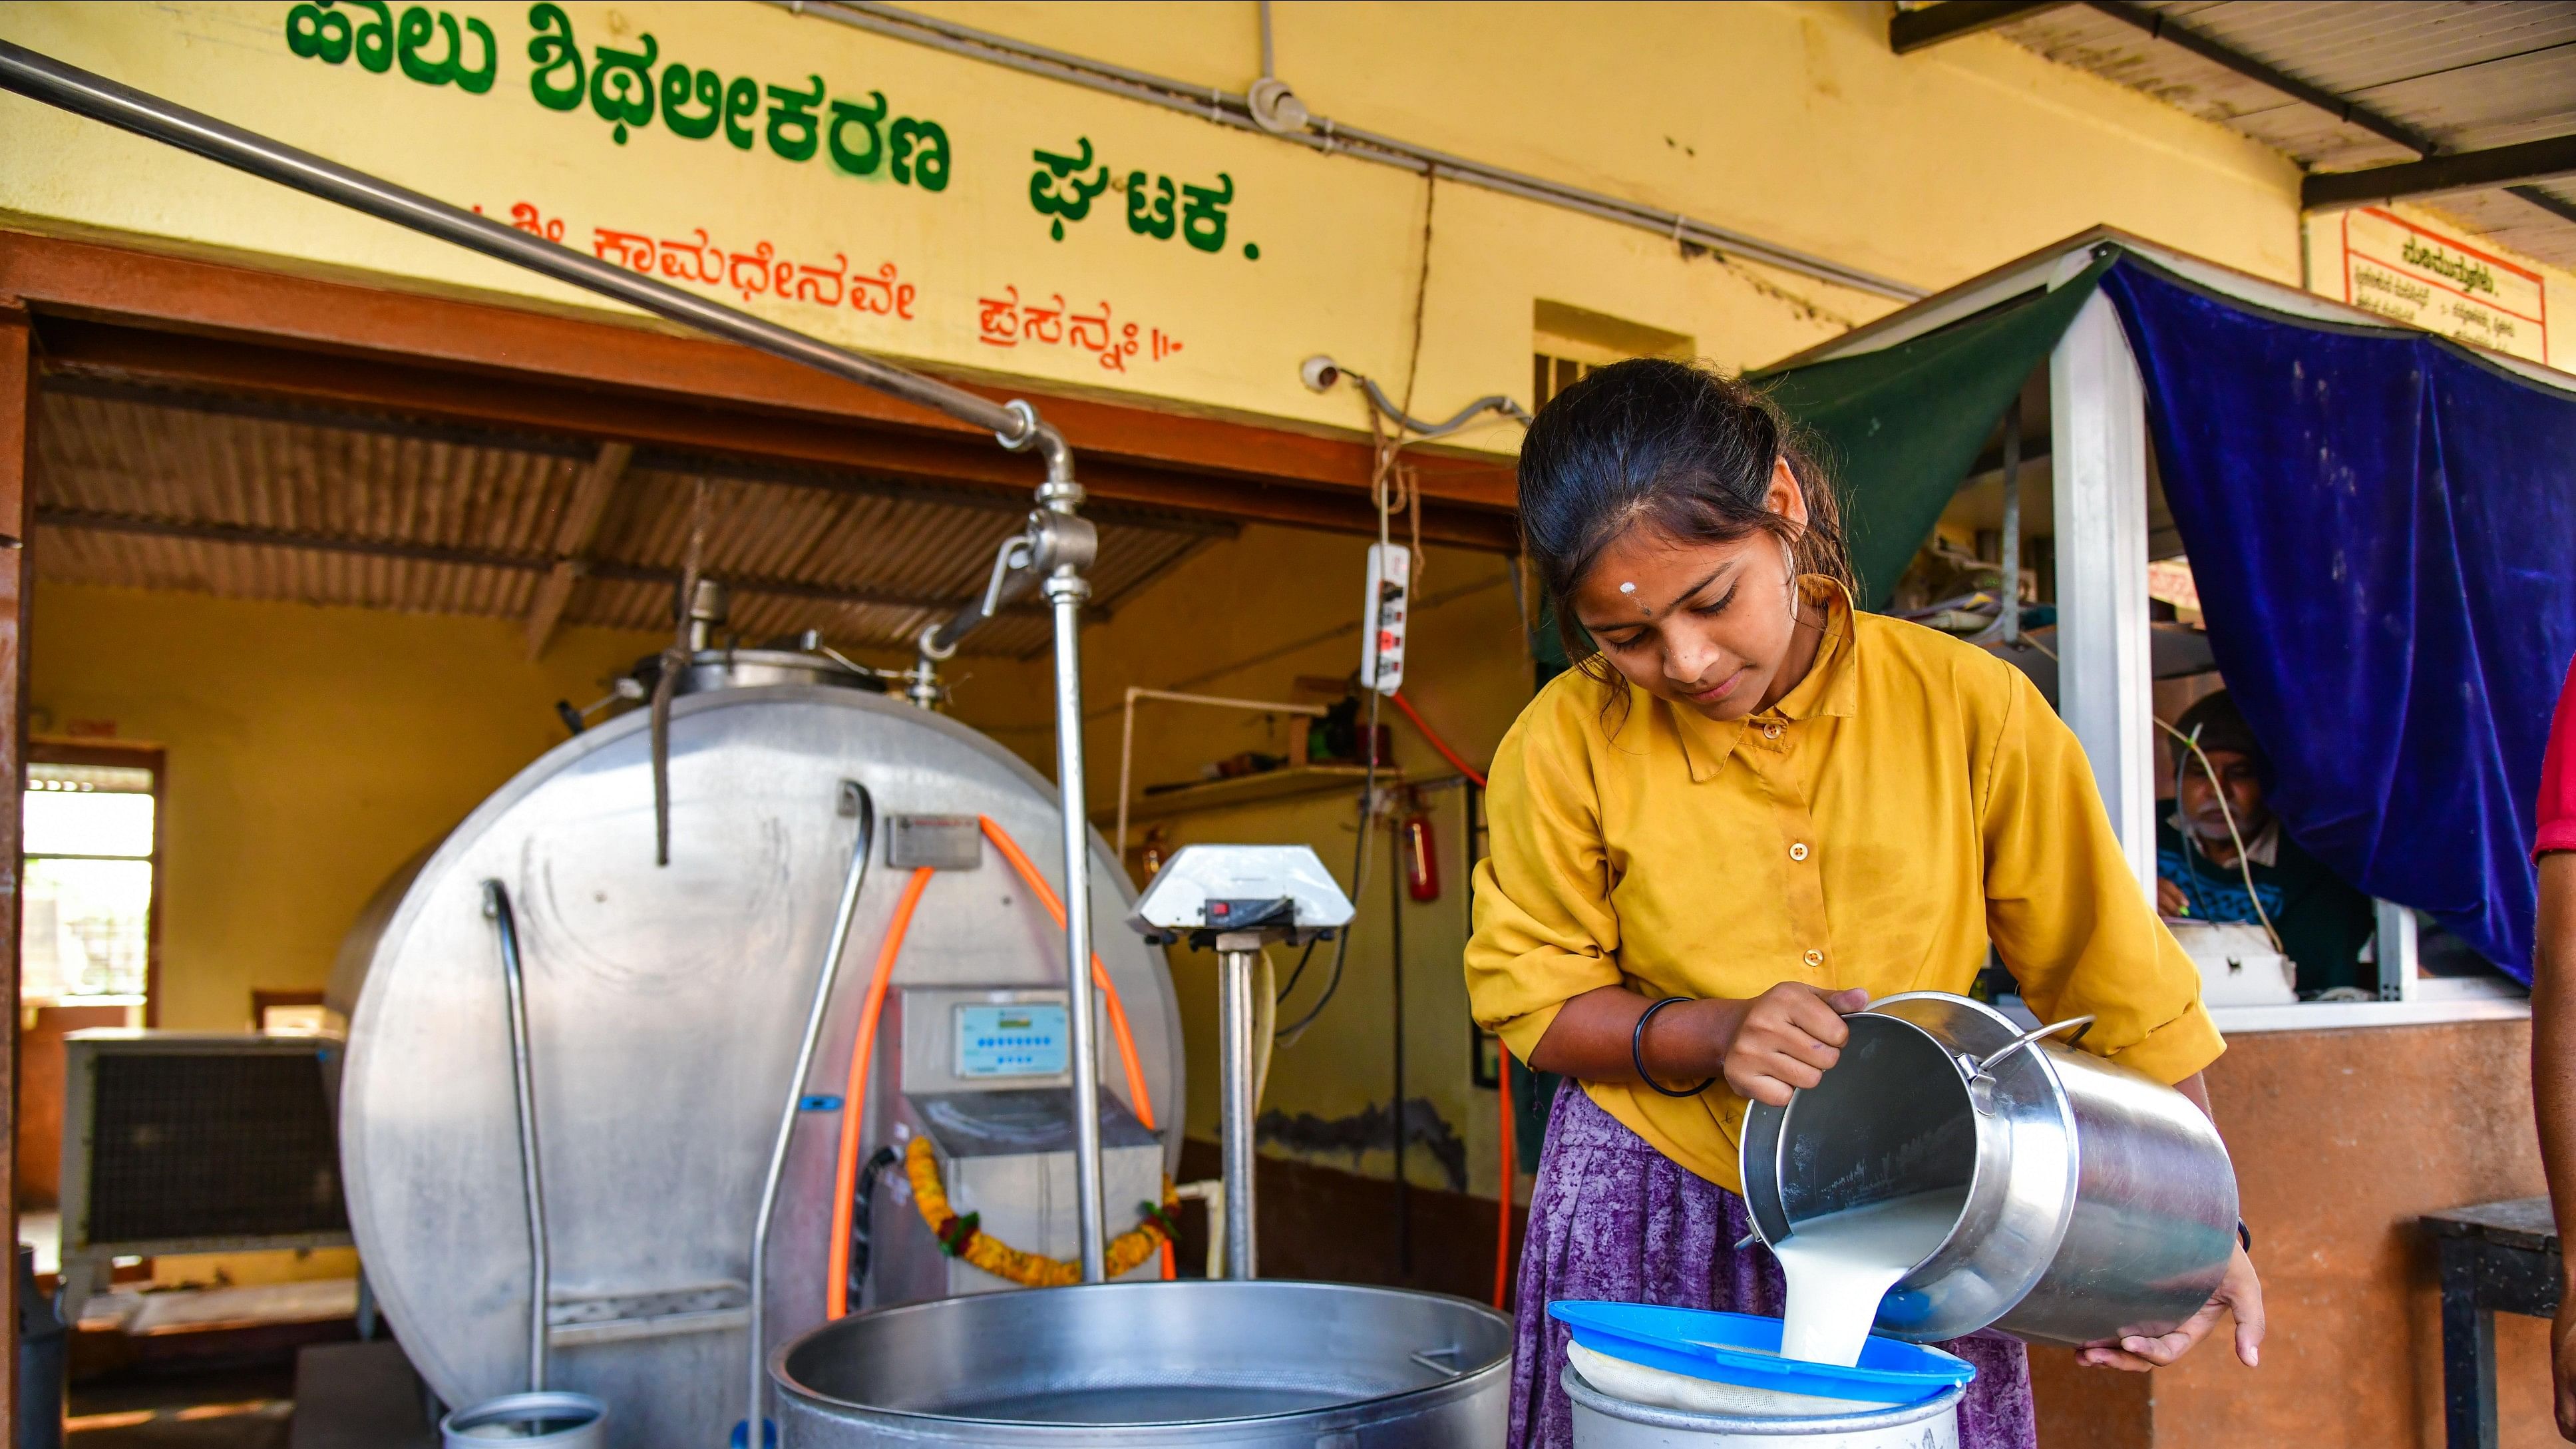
[1752,252,2115,608]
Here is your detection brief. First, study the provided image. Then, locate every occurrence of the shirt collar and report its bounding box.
[1667,577,1859,782]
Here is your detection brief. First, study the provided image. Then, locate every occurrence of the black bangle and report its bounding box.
[2237,1220,2253,1255]
[1632,996,1718,1098]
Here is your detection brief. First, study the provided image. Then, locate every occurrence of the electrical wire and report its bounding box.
[1277,690,1375,1046]
[1276,172,1434,1048]
[1274,933,1320,1004]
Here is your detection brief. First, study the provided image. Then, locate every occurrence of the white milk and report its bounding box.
[1770,1188,1967,1367]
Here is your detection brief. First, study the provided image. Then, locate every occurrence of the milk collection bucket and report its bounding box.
[1565,1370,1965,1449]
[1558,993,2237,1443]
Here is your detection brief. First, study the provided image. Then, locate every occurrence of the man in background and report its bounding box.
[2155,690,2376,996]
[2527,656,2576,1439]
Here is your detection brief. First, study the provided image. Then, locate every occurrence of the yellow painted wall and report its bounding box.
[0,0,2302,453]
[29,580,665,1032]
[926,0,2308,294]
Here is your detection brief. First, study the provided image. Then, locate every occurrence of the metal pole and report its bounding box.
[1389,817,1409,1278]
[480,881,549,1393]
[1214,941,1260,1280]
[1025,449,1111,1286]
[747,790,876,1448]
[1999,395,2023,646]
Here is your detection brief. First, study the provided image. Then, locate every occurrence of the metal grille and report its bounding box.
[82,1050,349,1247]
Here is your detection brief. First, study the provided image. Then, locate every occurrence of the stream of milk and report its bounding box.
[1770,1188,1968,1368]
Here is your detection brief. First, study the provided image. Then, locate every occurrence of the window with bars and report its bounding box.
[23,751,162,1004]
[1532,301,1694,413]
[1532,353,1596,410]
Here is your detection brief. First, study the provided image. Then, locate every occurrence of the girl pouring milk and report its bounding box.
[1465,360,2264,1449]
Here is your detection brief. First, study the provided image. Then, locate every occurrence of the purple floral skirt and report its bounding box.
[1509,1082,2038,1449]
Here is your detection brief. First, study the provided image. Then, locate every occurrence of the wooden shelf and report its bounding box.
[1099,763,1397,827]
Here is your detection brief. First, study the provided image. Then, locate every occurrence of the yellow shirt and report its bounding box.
[1465,581,2223,1193]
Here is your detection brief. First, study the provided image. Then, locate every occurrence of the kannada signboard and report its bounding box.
[2340,206,2548,366]
[0,1,1462,437]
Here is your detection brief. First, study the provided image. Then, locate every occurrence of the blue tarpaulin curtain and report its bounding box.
[2096,258,2576,980]
[1604,244,2575,977]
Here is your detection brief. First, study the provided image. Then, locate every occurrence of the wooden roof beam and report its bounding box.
[2303,133,2576,210]
[33,507,1081,623]
[1888,2,2074,55]
[525,439,632,662]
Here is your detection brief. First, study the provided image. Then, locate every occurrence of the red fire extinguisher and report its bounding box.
[1402,809,1440,903]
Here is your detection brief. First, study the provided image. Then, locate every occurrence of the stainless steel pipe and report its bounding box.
[0,42,1119,1296]
[1047,554,1108,1282]
[1214,944,1260,1279]
[479,881,551,1394]
[748,790,876,1448]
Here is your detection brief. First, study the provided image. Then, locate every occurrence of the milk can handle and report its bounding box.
[1964,1014,2093,1088]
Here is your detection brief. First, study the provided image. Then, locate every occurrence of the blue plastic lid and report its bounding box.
[1547,1302,1975,1406]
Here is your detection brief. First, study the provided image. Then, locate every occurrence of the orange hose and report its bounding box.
[977,815,1157,1132]
[1494,1048,1516,1309]
[825,865,934,1320]
[1389,691,1489,789]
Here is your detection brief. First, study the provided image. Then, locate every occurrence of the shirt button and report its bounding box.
[1803,948,1823,966]
[1761,723,1783,740]
[1789,843,1809,862]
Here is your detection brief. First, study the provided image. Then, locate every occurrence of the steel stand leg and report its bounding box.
[1215,941,1260,1280]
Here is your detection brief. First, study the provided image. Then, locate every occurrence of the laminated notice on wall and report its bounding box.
[1360,542,1410,694]
[2338,207,2547,365]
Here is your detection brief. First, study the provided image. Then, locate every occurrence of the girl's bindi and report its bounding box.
[1619,580,1651,615]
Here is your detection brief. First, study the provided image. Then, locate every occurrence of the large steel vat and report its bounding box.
[771,1280,1512,1446]
[331,681,1184,1448]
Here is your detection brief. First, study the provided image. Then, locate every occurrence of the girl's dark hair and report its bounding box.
[1518,358,1850,705]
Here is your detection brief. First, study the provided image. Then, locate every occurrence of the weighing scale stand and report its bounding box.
[1211,932,1275,1281]
[1129,846,1358,1282]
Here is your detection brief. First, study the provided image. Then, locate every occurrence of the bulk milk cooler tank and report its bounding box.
[0,41,1511,1449]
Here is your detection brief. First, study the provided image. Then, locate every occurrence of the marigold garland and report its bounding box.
[904,1134,1178,1287]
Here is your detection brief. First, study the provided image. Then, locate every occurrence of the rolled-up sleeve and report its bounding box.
[1980,673,2225,1086]
[1466,700,1624,1064]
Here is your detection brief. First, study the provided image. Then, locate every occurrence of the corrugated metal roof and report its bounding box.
[29,381,1221,659]
[1992,1,2576,267]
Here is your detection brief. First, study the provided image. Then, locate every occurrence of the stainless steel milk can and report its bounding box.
[1740,992,2238,1346]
